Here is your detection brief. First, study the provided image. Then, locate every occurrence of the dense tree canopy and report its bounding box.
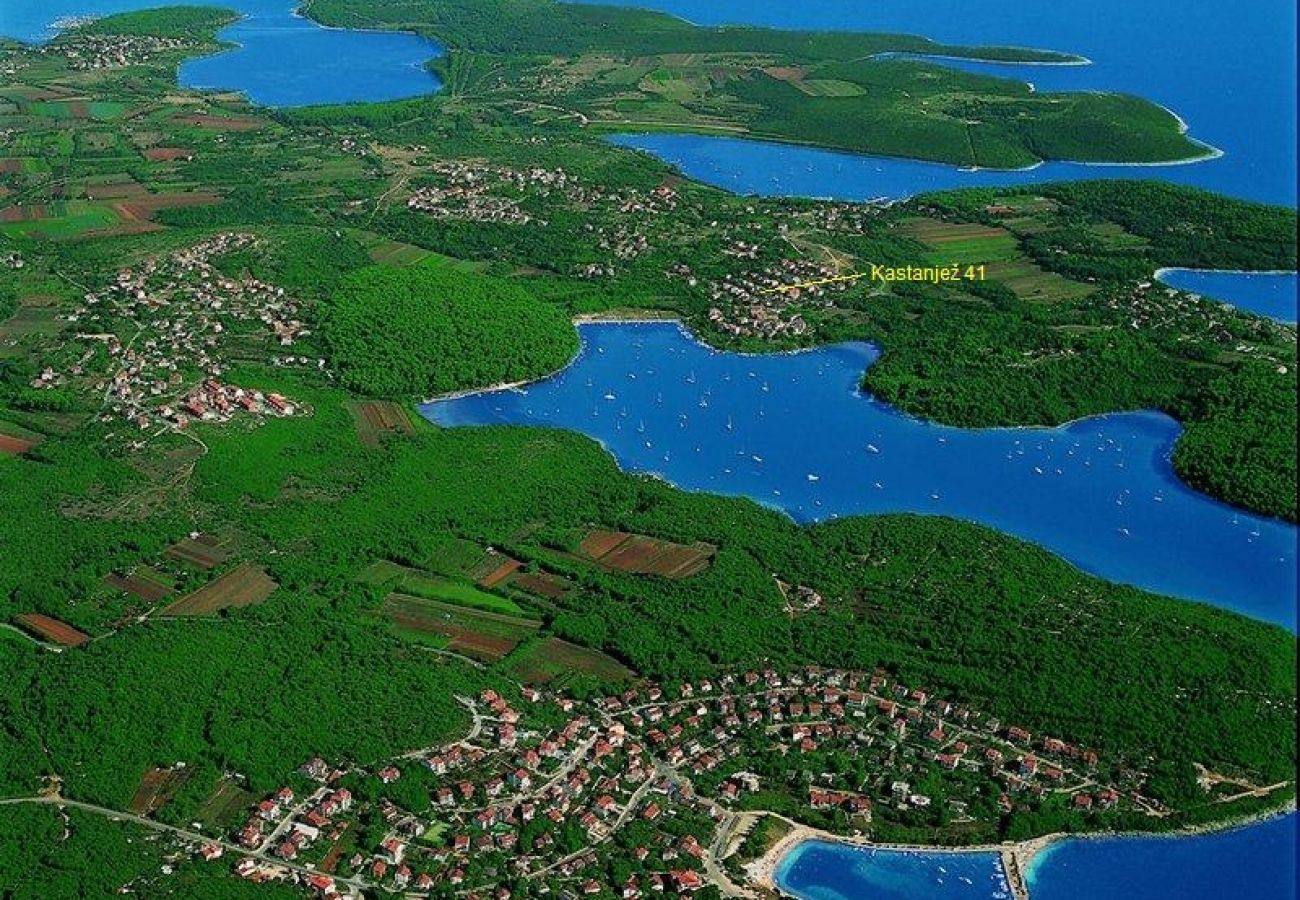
[323,262,578,398]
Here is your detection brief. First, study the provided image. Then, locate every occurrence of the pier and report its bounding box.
[1000,847,1032,900]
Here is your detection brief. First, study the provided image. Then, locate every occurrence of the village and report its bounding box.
[400,156,883,340]
[25,232,308,440]
[45,29,204,71]
[156,665,1152,900]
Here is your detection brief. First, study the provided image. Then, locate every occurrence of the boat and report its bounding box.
[866,444,880,454]
[807,474,820,482]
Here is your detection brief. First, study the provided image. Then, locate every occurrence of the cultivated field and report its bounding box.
[196,778,256,829]
[129,766,190,816]
[164,533,231,570]
[161,563,277,616]
[503,637,634,686]
[14,613,90,647]
[102,566,175,603]
[901,217,1095,302]
[378,593,540,662]
[578,529,715,578]
[511,571,573,600]
[357,559,532,616]
[347,400,415,448]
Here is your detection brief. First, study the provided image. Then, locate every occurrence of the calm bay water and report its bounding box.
[775,815,1298,900]
[423,322,1298,628]
[775,840,1010,900]
[1,0,441,107]
[1155,269,1298,324]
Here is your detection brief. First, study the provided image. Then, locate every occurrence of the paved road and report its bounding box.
[0,794,372,897]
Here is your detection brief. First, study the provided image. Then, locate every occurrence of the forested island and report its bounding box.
[0,4,1295,898]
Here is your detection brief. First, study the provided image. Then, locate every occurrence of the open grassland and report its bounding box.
[195,778,256,830]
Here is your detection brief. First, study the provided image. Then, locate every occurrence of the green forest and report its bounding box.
[324,261,578,397]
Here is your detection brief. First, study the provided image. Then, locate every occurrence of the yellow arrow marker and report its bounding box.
[758,272,869,294]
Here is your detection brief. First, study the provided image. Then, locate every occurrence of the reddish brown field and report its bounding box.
[0,434,36,455]
[579,530,630,559]
[0,205,47,223]
[380,593,538,662]
[85,181,151,200]
[511,572,572,600]
[0,160,22,175]
[162,564,277,616]
[14,613,90,647]
[478,558,522,588]
[164,535,230,569]
[86,192,220,238]
[578,529,714,579]
[142,147,194,162]
[644,544,713,578]
[129,766,190,816]
[103,568,174,603]
[763,66,807,82]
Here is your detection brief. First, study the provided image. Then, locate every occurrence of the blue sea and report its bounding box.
[585,0,1297,207]
[776,815,1298,900]
[775,841,1010,900]
[0,0,441,106]
[423,322,1298,628]
[1155,270,1298,324]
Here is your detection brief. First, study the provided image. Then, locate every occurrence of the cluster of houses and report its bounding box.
[209,666,1147,899]
[36,233,307,437]
[404,160,576,226]
[48,32,198,70]
[701,255,857,339]
[404,157,683,283]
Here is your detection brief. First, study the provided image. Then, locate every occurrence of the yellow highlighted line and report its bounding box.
[758,272,869,294]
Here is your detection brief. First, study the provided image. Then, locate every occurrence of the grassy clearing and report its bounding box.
[379,593,539,661]
[794,79,867,97]
[901,216,1094,301]
[502,636,633,686]
[358,558,534,616]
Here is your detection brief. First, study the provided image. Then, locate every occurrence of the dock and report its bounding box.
[1000,847,1032,900]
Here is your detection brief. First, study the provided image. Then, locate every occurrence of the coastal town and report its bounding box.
[58,665,1173,900]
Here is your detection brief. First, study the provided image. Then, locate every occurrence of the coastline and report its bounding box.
[752,800,1297,900]
[420,315,1298,628]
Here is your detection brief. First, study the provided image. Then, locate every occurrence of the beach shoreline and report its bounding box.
[747,800,1296,899]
